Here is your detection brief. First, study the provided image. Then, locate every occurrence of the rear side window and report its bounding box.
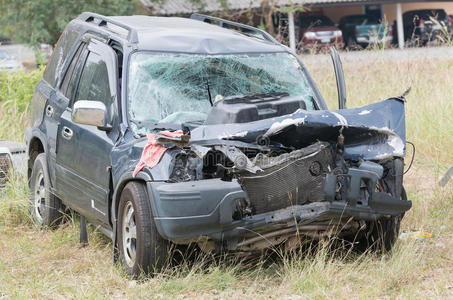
[75,52,111,107]
[43,28,80,87]
[404,10,447,22]
[300,15,334,28]
[346,16,379,25]
[418,10,447,20]
[60,44,84,99]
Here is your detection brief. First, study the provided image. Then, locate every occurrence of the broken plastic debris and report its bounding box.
[399,231,432,240]
[439,165,453,187]
[435,242,446,249]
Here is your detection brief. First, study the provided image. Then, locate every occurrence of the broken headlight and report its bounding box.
[169,151,203,182]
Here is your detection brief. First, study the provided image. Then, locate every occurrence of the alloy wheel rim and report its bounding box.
[34,171,46,224]
[122,201,137,267]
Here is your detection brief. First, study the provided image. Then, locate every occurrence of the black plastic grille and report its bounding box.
[0,154,11,187]
[236,142,334,214]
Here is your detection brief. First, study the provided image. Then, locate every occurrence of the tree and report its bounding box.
[0,0,140,45]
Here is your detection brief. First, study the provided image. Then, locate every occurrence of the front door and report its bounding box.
[55,38,119,225]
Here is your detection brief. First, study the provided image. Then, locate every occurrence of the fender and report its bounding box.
[25,128,51,182]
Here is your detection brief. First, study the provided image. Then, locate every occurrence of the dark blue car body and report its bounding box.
[26,13,411,254]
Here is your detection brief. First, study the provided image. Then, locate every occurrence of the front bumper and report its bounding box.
[147,168,411,244]
[356,35,392,45]
[302,41,345,49]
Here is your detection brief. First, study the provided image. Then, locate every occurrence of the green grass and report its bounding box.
[0,68,43,141]
[0,52,453,299]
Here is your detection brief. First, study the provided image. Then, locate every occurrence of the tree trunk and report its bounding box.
[261,0,275,36]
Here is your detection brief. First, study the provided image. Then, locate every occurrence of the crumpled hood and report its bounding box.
[112,97,406,182]
[189,98,406,161]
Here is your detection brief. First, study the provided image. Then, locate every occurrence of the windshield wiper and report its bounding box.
[130,119,182,132]
[206,79,213,106]
[222,92,290,104]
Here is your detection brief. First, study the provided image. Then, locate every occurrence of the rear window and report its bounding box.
[43,27,80,87]
[346,15,380,25]
[300,15,334,28]
[405,10,447,21]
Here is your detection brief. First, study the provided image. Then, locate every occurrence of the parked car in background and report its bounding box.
[0,141,27,188]
[0,49,24,71]
[449,15,453,38]
[35,43,53,66]
[339,15,392,49]
[0,37,13,45]
[299,15,344,50]
[393,9,451,46]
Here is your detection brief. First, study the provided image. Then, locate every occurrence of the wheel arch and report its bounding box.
[28,136,45,180]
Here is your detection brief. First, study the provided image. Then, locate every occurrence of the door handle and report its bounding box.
[45,105,54,117]
[61,126,73,140]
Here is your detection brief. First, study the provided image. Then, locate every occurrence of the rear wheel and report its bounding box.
[117,181,170,276]
[29,153,63,228]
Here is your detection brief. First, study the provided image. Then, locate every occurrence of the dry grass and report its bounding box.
[1,49,453,299]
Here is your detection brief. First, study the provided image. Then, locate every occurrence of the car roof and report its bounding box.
[342,14,372,19]
[76,15,286,54]
[403,9,446,15]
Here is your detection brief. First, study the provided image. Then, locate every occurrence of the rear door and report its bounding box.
[55,38,119,225]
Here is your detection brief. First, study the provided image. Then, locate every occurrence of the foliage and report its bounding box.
[0,0,140,45]
[0,68,43,141]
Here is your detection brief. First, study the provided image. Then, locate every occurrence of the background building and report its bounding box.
[140,0,453,49]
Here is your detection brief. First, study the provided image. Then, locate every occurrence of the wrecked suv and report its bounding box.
[26,12,411,276]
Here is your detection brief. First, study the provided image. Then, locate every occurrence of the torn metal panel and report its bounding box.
[189,98,406,161]
[214,145,261,173]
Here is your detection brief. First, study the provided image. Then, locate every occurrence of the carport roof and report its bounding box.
[140,0,448,15]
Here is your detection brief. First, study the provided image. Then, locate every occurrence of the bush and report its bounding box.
[0,69,43,141]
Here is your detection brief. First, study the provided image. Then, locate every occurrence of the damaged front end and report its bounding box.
[138,97,411,252]
[120,47,411,253]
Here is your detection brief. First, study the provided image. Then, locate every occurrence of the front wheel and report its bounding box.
[117,181,170,276]
[346,36,360,50]
[354,186,407,253]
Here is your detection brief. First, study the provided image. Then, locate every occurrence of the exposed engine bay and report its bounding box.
[129,94,412,252]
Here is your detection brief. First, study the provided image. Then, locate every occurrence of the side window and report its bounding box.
[75,52,112,108]
[60,44,84,99]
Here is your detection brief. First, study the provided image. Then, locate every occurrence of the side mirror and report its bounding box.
[329,47,347,109]
[72,100,111,130]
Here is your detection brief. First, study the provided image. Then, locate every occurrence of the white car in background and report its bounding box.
[0,49,24,71]
[0,141,26,188]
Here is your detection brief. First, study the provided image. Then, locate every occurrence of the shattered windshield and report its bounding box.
[127,52,317,134]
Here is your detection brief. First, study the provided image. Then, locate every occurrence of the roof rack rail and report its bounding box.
[190,13,278,44]
[78,12,139,43]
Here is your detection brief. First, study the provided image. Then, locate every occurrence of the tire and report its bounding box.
[354,185,406,253]
[29,153,63,228]
[117,181,169,276]
[346,36,359,50]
